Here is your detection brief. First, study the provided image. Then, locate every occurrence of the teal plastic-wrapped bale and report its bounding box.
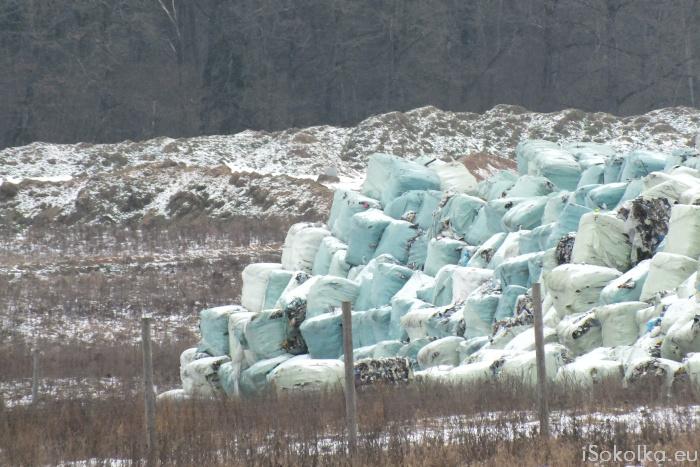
[373,220,421,263]
[603,155,625,183]
[398,337,437,369]
[217,361,239,396]
[495,285,528,321]
[466,232,507,269]
[425,303,465,338]
[384,190,443,231]
[542,191,571,224]
[299,311,343,359]
[515,140,581,190]
[362,153,442,206]
[244,310,288,360]
[517,229,540,254]
[619,150,667,181]
[389,297,431,340]
[463,282,502,339]
[365,306,393,343]
[563,142,616,170]
[599,259,651,305]
[506,174,557,197]
[263,270,294,310]
[433,194,485,239]
[370,262,414,308]
[616,179,645,207]
[306,276,360,318]
[501,196,548,232]
[328,249,352,278]
[432,264,460,306]
[527,250,548,284]
[494,252,540,288]
[577,164,605,188]
[312,236,347,276]
[585,182,628,210]
[465,197,528,245]
[478,170,519,201]
[373,340,404,358]
[407,232,429,269]
[353,254,401,311]
[199,305,243,357]
[331,191,382,243]
[547,203,592,247]
[530,223,555,251]
[239,354,294,397]
[345,209,393,266]
[424,237,466,276]
[352,310,382,347]
[571,184,601,206]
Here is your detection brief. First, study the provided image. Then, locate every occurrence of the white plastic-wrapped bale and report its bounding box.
[503,326,558,352]
[447,361,497,385]
[457,336,491,361]
[677,272,698,299]
[515,140,581,190]
[432,193,485,239]
[462,281,502,339]
[501,196,548,232]
[571,184,601,206]
[451,267,495,303]
[555,351,624,387]
[571,212,631,272]
[595,302,649,347]
[416,336,464,369]
[281,223,330,273]
[623,357,685,391]
[267,356,344,394]
[639,252,697,301]
[660,309,700,361]
[577,165,605,187]
[312,236,347,276]
[157,389,189,402]
[556,311,602,356]
[180,347,209,385]
[199,305,244,357]
[466,233,507,268]
[306,276,360,318]
[545,264,622,317]
[401,306,444,341]
[244,310,288,360]
[345,209,393,266]
[425,303,465,338]
[488,322,530,349]
[373,340,404,358]
[424,237,467,277]
[663,204,700,260]
[686,353,700,396]
[542,192,571,224]
[239,354,295,397]
[181,355,231,397]
[398,337,437,368]
[433,161,478,194]
[330,190,382,243]
[362,153,441,206]
[599,259,651,305]
[241,263,283,313]
[373,219,421,264]
[498,344,573,386]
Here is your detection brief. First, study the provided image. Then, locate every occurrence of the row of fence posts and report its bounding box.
[135,284,549,463]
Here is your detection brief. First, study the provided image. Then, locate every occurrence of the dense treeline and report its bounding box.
[1,0,698,149]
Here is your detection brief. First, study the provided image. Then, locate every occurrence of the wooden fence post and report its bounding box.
[532,283,550,438]
[141,316,158,466]
[341,301,357,454]
[31,348,39,405]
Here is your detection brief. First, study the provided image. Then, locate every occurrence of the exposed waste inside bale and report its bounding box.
[164,140,700,400]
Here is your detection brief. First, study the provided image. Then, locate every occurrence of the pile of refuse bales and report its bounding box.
[160,144,700,401]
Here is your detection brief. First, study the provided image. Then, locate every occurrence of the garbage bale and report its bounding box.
[620,196,671,264]
[663,205,700,259]
[244,310,288,360]
[417,336,465,369]
[660,314,700,361]
[373,340,405,358]
[563,141,616,169]
[571,212,631,272]
[328,249,352,278]
[502,326,558,352]
[554,311,601,356]
[555,352,623,387]
[312,236,348,276]
[677,272,698,299]
[542,192,571,224]
[457,336,491,361]
[466,198,529,245]
[331,190,382,243]
[545,264,622,317]
[431,264,460,306]
[433,161,478,193]
[463,281,502,338]
[515,140,581,190]
[157,389,189,402]
[618,149,667,181]
[489,231,527,269]
[306,276,360,318]
[527,249,550,284]
[452,267,495,303]
[180,347,209,385]
[281,223,330,273]
[571,184,601,206]
[639,252,698,301]
[686,353,700,397]
[447,361,498,385]
[595,302,649,347]
[603,154,625,183]
[494,253,540,288]
[199,305,243,357]
[466,233,507,269]
[398,337,437,368]
[391,298,430,340]
[299,311,343,359]
[345,209,394,266]
[241,263,283,313]
[369,262,414,308]
[640,170,700,203]
[432,193,485,239]
[353,254,402,310]
[495,285,528,321]
[373,220,421,264]
[499,344,573,386]
[362,153,441,206]
[407,232,429,269]
[599,259,651,305]
[501,196,548,232]
[274,271,311,308]
[354,357,412,386]
[546,203,592,248]
[624,357,685,391]
[577,165,605,188]
[555,233,575,265]
[267,356,344,393]
[239,354,294,397]
[384,190,442,230]
[585,182,628,210]
[424,237,467,276]
[478,170,518,201]
[228,311,257,372]
[425,303,465,338]
[182,356,231,397]
[489,321,531,349]
[263,270,294,310]
[507,173,558,197]
[364,306,393,343]
[616,179,645,207]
